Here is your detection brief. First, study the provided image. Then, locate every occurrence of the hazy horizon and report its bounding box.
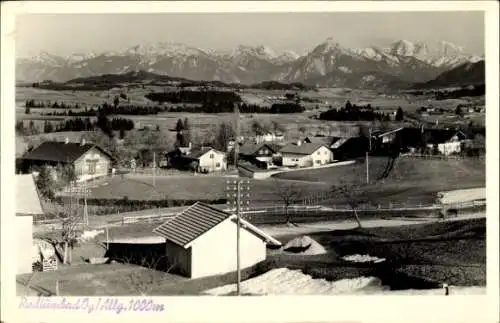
[16,12,485,58]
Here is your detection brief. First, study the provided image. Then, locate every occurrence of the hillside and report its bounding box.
[25,71,314,92]
[414,60,485,89]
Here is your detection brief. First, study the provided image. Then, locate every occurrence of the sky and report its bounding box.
[16,12,485,58]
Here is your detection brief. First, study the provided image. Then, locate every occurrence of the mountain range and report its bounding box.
[16,38,484,89]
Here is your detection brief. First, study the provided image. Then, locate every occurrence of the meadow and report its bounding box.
[273,156,485,205]
[17,85,482,140]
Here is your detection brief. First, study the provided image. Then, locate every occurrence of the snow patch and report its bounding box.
[362,75,376,82]
[342,254,386,263]
[79,229,104,242]
[204,268,387,295]
[283,235,327,255]
[437,187,485,204]
[338,66,352,74]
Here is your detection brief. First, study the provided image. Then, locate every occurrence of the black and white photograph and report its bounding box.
[1,1,499,322]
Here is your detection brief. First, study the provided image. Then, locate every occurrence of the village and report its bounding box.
[14,102,487,296]
[8,8,490,300]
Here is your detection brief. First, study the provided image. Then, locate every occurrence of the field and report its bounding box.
[86,174,329,202]
[274,156,485,205]
[17,85,485,141]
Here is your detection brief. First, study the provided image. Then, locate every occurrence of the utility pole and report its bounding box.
[225,179,251,296]
[233,104,240,170]
[153,152,156,187]
[366,127,371,184]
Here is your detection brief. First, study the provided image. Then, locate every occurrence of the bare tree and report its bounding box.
[274,179,303,224]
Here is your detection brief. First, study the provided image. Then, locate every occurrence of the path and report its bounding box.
[260,212,485,237]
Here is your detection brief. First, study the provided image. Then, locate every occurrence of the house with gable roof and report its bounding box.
[18,138,114,182]
[153,202,281,278]
[279,140,333,167]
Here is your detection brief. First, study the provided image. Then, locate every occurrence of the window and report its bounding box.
[216,162,221,168]
[87,161,97,175]
[317,151,321,155]
[324,151,328,155]
[315,160,321,164]
[210,154,214,159]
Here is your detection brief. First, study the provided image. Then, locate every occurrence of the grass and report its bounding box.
[87,174,328,202]
[273,156,485,204]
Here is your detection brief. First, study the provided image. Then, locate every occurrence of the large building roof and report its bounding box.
[16,174,44,216]
[239,143,280,156]
[279,142,327,155]
[21,141,113,163]
[152,202,281,248]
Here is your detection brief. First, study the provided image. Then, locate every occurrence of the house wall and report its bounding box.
[282,146,333,167]
[310,146,334,166]
[198,150,227,172]
[282,154,312,167]
[16,215,33,274]
[438,142,462,156]
[190,219,267,279]
[165,240,192,277]
[74,147,111,181]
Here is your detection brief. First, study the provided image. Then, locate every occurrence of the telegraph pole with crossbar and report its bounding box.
[225,179,251,296]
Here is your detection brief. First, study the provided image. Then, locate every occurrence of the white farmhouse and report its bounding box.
[190,147,227,173]
[152,202,281,279]
[19,139,114,182]
[279,141,333,167]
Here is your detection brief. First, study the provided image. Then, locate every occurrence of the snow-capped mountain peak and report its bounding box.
[438,40,464,56]
[16,39,484,88]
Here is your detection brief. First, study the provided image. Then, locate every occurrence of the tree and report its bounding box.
[113,95,120,108]
[455,105,463,116]
[214,122,235,152]
[271,120,285,134]
[35,166,56,200]
[251,120,266,136]
[28,120,38,135]
[298,126,307,137]
[175,118,184,133]
[183,117,190,131]
[331,180,375,228]
[25,106,31,114]
[119,127,126,140]
[96,108,113,138]
[395,107,404,121]
[345,100,353,110]
[274,179,303,224]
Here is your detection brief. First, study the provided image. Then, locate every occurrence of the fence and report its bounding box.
[122,167,239,177]
[400,154,486,161]
[95,199,486,228]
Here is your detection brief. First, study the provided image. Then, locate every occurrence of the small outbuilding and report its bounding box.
[152,202,281,279]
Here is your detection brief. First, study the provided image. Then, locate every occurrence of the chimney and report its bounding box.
[80,138,86,146]
[188,142,192,149]
[65,137,69,144]
[297,140,302,146]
